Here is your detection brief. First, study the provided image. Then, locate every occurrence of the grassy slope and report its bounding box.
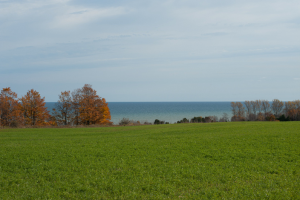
[0,122,299,199]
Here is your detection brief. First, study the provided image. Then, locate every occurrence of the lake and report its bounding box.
[46,102,232,125]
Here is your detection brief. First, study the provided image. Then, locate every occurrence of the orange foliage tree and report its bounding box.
[0,87,23,127]
[20,89,52,126]
[77,84,111,125]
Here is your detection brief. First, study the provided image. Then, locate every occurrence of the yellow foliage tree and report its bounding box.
[77,84,111,125]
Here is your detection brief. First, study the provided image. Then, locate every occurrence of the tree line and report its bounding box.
[145,99,300,124]
[0,84,111,127]
[231,99,300,121]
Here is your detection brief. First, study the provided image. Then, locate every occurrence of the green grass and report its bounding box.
[0,122,300,199]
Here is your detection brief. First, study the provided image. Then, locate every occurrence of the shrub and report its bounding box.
[248,113,256,121]
[9,121,19,128]
[266,114,276,121]
[154,119,165,124]
[204,117,212,123]
[257,113,265,121]
[231,115,246,122]
[119,118,131,125]
[190,117,202,123]
[177,118,189,123]
[277,115,290,121]
[120,118,142,126]
[212,116,218,122]
[154,119,160,124]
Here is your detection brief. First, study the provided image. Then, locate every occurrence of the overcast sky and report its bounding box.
[1,0,299,102]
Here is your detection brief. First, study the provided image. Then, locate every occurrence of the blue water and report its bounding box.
[46,102,232,125]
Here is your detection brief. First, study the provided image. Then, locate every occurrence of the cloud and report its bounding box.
[0,0,128,29]
[51,6,127,28]
[0,0,70,16]
[170,2,300,30]
[1,0,300,101]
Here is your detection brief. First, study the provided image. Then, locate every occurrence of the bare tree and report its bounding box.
[256,100,262,113]
[284,101,297,120]
[231,102,245,121]
[244,101,252,120]
[71,88,82,125]
[231,102,237,116]
[212,116,218,122]
[53,91,73,125]
[249,100,262,120]
[236,102,245,119]
[261,100,270,117]
[272,99,284,117]
[219,113,229,122]
[295,100,300,121]
[294,100,300,110]
[251,101,257,116]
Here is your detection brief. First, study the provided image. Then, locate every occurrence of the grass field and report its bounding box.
[0,122,299,199]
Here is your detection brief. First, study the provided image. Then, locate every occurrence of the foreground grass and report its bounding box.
[0,122,299,199]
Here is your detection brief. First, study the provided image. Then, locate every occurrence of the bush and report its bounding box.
[119,118,131,125]
[248,113,257,121]
[177,118,189,123]
[212,116,218,122]
[154,119,160,124]
[231,115,246,122]
[277,115,290,121]
[119,118,139,125]
[257,113,265,121]
[154,119,165,124]
[266,114,276,121]
[190,117,202,123]
[204,117,211,123]
[10,121,19,128]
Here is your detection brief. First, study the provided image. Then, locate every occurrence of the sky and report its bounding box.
[1,0,299,102]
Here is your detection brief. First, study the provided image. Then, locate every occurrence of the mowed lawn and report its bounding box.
[0,122,299,199]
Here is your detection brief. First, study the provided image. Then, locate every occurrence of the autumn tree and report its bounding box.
[76,84,111,125]
[0,87,23,127]
[53,91,73,125]
[271,99,284,117]
[20,89,51,126]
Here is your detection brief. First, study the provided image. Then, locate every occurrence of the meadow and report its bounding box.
[0,122,299,199]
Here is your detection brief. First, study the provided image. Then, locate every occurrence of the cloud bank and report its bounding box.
[1,0,299,101]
